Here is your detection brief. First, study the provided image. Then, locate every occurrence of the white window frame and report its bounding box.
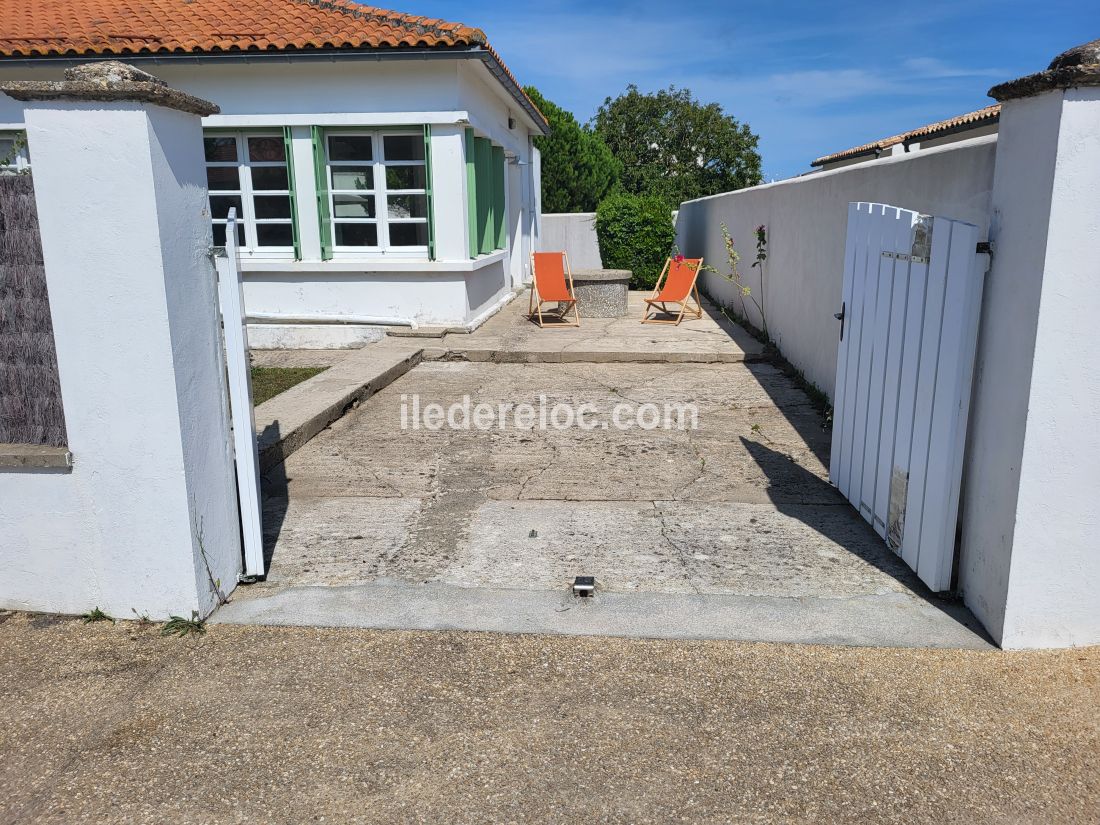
[325,129,429,257]
[0,130,30,174]
[204,130,295,259]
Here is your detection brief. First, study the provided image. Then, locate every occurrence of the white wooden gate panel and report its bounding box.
[831,202,984,592]
[214,209,265,579]
[914,222,985,588]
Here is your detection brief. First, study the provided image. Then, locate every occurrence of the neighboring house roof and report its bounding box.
[0,0,548,132]
[811,104,1001,168]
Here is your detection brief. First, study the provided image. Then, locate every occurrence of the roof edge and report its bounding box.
[811,105,1000,168]
[0,46,550,134]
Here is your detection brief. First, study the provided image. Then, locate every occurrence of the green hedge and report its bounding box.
[595,193,676,290]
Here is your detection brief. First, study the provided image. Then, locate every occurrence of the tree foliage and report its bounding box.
[595,192,676,290]
[525,86,620,213]
[593,85,762,208]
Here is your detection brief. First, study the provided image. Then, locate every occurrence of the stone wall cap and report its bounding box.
[0,61,218,116]
[0,444,72,471]
[989,38,1100,101]
[572,269,633,281]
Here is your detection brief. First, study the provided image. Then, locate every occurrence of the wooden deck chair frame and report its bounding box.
[529,250,580,328]
[641,257,704,325]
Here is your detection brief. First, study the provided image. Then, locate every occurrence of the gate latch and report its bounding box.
[834,303,846,341]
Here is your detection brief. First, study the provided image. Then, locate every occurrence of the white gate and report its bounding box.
[214,209,265,579]
[830,202,985,592]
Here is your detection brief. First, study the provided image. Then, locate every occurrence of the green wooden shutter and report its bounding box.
[282,126,302,261]
[465,128,478,259]
[310,126,332,261]
[491,145,506,251]
[475,137,493,255]
[423,125,436,261]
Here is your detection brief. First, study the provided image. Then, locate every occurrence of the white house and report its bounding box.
[0,0,549,347]
[810,105,1001,172]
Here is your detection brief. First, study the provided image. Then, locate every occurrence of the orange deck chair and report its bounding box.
[641,257,705,325]
[529,251,580,327]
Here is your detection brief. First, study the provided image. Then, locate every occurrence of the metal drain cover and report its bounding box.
[572,575,595,597]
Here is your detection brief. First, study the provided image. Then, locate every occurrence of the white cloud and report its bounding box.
[902,57,1007,79]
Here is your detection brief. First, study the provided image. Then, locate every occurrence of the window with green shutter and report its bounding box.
[464,130,508,259]
[310,126,333,261]
[423,125,436,261]
[282,126,302,260]
[313,127,431,256]
[491,145,506,251]
[465,128,478,258]
[475,137,493,255]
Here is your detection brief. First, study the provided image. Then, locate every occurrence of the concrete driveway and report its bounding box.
[230,296,986,648]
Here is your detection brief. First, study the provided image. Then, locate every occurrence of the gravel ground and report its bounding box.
[1,612,1097,824]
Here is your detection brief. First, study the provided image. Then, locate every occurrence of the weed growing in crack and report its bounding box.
[161,611,206,637]
[81,607,113,624]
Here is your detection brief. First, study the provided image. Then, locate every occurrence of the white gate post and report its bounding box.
[959,41,1100,648]
[0,63,241,619]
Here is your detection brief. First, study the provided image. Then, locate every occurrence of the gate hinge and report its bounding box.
[976,241,992,255]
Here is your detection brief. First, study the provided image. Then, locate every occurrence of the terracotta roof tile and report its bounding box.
[0,0,547,130]
[812,104,1001,167]
[0,0,487,56]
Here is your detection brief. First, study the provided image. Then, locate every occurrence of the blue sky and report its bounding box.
[400,0,1098,179]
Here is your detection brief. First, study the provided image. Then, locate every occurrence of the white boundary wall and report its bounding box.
[960,87,1100,648]
[0,93,241,620]
[676,136,997,397]
[541,213,603,269]
[677,102,1100,649]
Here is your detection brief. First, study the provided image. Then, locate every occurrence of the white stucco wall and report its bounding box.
[963,87,1100,648]
[676,136,997,398]
[541,213,603,269]
[678,92,1100,649]
[0,56,543,338]
[0,99,240,619]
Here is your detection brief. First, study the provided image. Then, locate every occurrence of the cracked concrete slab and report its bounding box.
[227,357,987,648]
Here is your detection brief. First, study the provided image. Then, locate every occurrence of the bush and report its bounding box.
[595,193,676,290]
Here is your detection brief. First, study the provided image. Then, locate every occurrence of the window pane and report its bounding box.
[333,195,376,219]
[209,195,243,219]
[386,165,426,190]
[211,222,246,247]
[388,222,429,247]
[0,139,14,165]
[331,167,373,191]
[335,223,378,247]
[253,195,291,219]
[206,166,240,190]
[328,136,373,162]
[383,134,424,162]
[256,224,294,247]
[251,166,289,190]
[248,136,286,163]
[204,136,237,162]
[386,194,427,220]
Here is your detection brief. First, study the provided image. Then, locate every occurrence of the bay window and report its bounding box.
[204,130,298,257]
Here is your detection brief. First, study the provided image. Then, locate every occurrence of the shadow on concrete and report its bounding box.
[739,435,991,644]
[256,418,289,576]
[697,297,765,355]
